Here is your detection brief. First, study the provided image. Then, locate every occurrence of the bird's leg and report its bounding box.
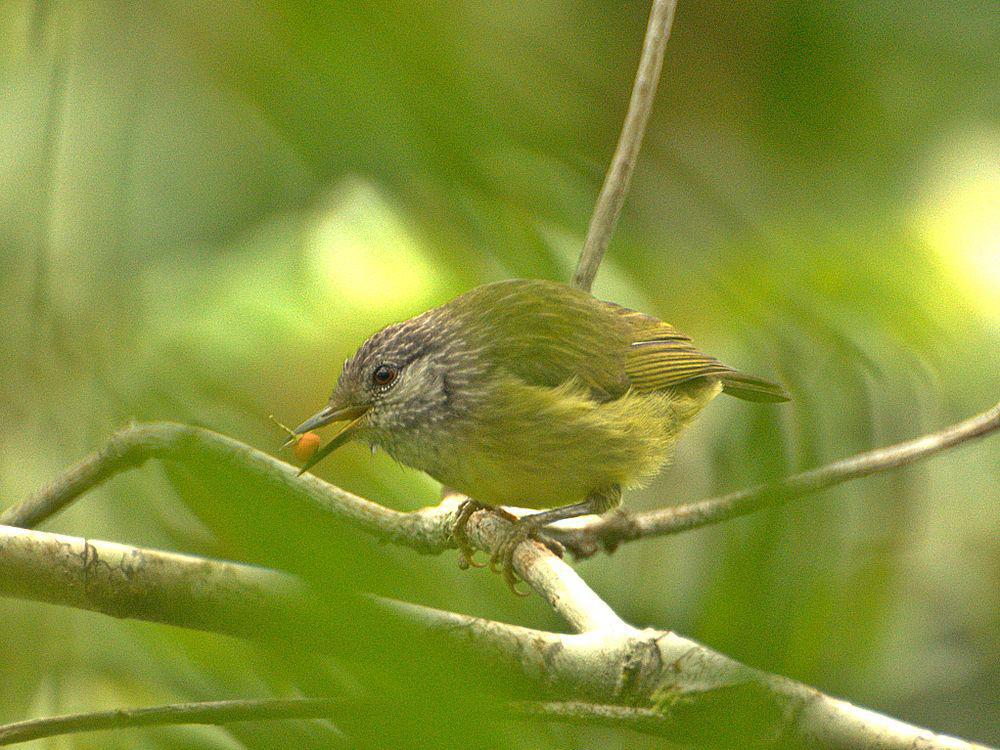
[511,500,597,528]
[451,498,488,569]
[490,487,620,595]
[452,499,558,581]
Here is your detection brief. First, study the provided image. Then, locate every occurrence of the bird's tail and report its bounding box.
[719,371,790,403]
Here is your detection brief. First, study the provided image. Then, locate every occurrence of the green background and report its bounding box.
[1,1,997,747]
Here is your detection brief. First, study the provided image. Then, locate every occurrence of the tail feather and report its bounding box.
[719,371,790,403]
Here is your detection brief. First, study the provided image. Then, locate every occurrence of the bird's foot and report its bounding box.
[489,520,565,596]
[451,499,487,569]
[489,522,532,596]
[452,500,566,594]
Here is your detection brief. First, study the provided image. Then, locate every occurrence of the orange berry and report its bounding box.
[292,432,322,462]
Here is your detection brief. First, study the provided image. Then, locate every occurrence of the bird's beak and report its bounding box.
[287,403,369,439]
[285,403,370,476]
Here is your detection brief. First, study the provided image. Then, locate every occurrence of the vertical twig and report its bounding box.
[572,0,679,292]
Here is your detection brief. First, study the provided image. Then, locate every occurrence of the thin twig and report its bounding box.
[0,698,341,747]
[0,422,413,543]
[571,0,679,292]
[550,401,1000,558]
[0,696,666,748]
[0,697,670,749]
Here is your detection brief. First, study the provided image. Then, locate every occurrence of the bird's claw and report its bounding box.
[452,499,487,569]
[453,500,566,595]
[490,523,531,596]
[488,522,563,596]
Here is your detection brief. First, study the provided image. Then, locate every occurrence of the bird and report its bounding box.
[289,278,788,592]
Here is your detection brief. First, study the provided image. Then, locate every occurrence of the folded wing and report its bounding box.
[614,305,790,402]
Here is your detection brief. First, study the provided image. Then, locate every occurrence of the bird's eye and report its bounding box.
[372,364,398,388]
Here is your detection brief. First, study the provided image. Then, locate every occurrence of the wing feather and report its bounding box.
[444,280,788,403]
[627,339,733,391]
[609,303,788,400]
[605,303,731,392]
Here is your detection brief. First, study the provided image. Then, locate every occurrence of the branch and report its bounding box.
[0,524,312,638]
[4,692,987,750]
[4,403,997,618]
[0,695,666,748]
[377,598,991,750]
[517,698,990,749]
[2,406,996,746]
[1,528,990,746]
[4,403,996,610]
[0,698,341,748]
[0,421,622,630]
[441,493,629,632]
[571,0,679,291]
[0,422,413,544]
[0,696,665,748]
[514,700,667,734]
[551,401,1000,558]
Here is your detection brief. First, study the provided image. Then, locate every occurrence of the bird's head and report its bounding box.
[289,312,471,473]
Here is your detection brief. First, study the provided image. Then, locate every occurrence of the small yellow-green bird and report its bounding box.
[291,278,788,589]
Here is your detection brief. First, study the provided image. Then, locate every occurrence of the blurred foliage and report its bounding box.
[0,0,997,747]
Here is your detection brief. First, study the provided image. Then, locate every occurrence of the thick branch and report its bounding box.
[4,403,997,619]
[551,401,1000,558]
[0,523,990,748]
[377,599,990,749]
[2,406,996,747]
[0,698,341,748]
[571,0,679,291]
[0,524,312,638]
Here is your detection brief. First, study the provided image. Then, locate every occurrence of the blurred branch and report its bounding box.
[2,455,994,747]
[0,696,663,748]
[1,682,986,750]
[5,403,997,618]
[0,523,312,638]
[0,530,987,749]
[0,421,622,631]
[0,421,413,539]
[15,694,886,748]
[0,698,342,747]
[550,400,1000,558]
[514,701,667,733]
[571,0,678,292]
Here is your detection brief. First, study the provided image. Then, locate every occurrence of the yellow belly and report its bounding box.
[432,374,721,509]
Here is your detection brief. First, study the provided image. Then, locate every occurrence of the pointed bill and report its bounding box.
[296,413,368,476]
[281,403,370,449]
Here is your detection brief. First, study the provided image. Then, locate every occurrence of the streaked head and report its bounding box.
[290,313,468,473]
